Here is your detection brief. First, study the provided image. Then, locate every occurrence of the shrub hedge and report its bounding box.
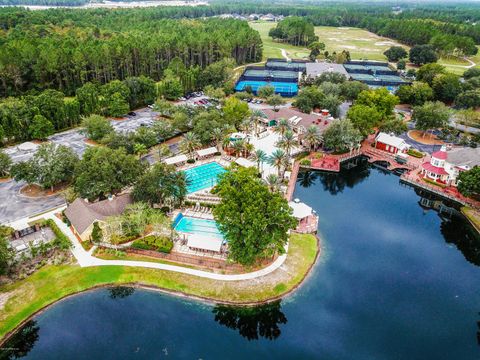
[131,235,173,253]
[44,219,72,250]
[407,148,424,158]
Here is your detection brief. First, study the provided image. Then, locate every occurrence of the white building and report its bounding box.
[421,145,480,186]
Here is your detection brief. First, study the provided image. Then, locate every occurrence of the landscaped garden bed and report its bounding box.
[131,235,173,253]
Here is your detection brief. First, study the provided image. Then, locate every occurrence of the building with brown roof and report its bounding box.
[261,107,334,136]
[64,194,133,241]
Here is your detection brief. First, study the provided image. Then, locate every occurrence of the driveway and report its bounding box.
[0,180,65,224]
[1,108,160,224]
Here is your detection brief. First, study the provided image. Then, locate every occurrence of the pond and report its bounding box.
[3,161,480,359]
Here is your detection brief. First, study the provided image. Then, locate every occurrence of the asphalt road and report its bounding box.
[0,180,65,224]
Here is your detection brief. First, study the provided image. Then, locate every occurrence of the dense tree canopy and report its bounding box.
[383,46,408,62]
[457,167,480,198]
[413,101,450,135]
[323,119,362,153]
[28,115,55,141]
[396,82,434,106]
[0,16,261,97]
[347,104,382,137]
[409,45,438,66]
[0,235,13,275]
[11,143,78,190]
[213,167,297,266]
[74,147,146,200]
[132,162,187,208]
[269,17,318,46]
[0,150,12,177]
[355,88,399,119]
[80,115,113,141]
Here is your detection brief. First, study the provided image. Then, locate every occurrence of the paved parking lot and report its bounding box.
[1,108,162,224]
[5,108,160,164]
[0,180,65,224]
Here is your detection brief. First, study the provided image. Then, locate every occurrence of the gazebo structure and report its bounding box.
[187,233,223,253]
[235,157,256,168]
[196,147,217,160]
[289,200,318,234]
[164,154,188,166]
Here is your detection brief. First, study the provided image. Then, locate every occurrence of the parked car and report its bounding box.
[147,105,154,109]
[179,97,186,101]
[128,111,136,116]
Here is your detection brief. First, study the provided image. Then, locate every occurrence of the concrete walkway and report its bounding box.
[280,48,290,61]
[37,207,288,282]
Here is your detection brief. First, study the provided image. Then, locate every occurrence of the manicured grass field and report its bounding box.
[315,26,406,61]
[249,21,308,60]
[249,21,479,75]
[0,233,319,341]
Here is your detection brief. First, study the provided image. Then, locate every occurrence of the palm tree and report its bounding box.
[232,139,246,157]
[276,130,299,157]
[179,132,201,160]
[274,118,291,137]
[265,174,280,192]
[253,149,268,173]
[244,142,254,157]
[268,148,288,179]
[304,125,323,151]
[211,128,224,153]
[241,117,254,135]
[222,135,232,153]
[251,109,265,136]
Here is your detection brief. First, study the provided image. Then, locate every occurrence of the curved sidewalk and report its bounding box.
[48,210,288,282]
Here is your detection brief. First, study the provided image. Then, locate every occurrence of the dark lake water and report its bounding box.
[3,161,480,359]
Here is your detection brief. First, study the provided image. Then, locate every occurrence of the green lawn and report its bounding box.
[315,26,406,61]
[0,233,319,341]
[461,207,480,233]
[249,21,309,60]
[249,21,478,75]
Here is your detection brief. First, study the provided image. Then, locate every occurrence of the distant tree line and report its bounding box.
[0,17,261,97]
[0,58,235,144]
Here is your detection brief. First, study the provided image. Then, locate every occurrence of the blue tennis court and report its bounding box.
[183,162,227,193]
[235,80,298,96]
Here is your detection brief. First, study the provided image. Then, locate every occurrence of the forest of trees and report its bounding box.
[268,17,318,46]
[0,16,261,97]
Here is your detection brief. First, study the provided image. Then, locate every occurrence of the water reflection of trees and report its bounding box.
[477,312,480,346]
[440,217,480,266]
[316,165,371,195]
[1,320,39,359]
[212,301,287,341]
[297,170,319,188]
[108,286,135,299]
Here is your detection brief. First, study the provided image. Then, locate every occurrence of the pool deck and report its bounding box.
[171,208,228,259]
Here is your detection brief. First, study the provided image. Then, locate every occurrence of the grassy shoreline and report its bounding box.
[0,233,320,343]
[461,206,480,234]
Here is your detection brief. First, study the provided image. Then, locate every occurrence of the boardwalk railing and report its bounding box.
[286,161,300,201]
[400,174,475,207]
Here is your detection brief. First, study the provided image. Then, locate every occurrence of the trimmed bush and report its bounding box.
[407,148,424,158]
[131,235,173,253]
[300,159,311,166]
[423,178,447,188]
[44,219,72,250]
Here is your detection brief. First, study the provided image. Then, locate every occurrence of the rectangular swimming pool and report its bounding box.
[173,213,224,240]
[183,162,227,194]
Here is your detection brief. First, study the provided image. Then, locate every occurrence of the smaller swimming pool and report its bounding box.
[173,213,224,240]
[183,162,227,193]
